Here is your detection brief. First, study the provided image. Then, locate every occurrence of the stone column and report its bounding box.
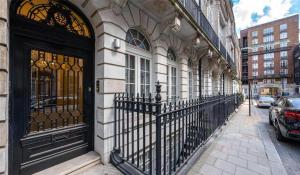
[153,41,168,101]
[0,0,8,174]
[94,11,127,163]
[179,56,188,100]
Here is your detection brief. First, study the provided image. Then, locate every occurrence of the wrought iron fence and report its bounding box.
[111,82,243,175]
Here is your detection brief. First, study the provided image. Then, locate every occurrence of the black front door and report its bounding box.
[9,1,94,174]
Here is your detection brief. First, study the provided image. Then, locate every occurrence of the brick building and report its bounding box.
[240,15,299,98]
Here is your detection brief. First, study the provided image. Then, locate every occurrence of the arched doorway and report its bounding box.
[9,0,94,174]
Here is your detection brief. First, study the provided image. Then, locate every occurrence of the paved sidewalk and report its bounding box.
[188,102,287,175]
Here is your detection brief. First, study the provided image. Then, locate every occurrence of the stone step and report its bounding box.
[34,151,101,175]
[72,163,122,175]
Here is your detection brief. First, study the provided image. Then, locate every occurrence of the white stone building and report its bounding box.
[0,0,240,174]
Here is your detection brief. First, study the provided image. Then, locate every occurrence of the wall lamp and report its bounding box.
[113,38,121,49]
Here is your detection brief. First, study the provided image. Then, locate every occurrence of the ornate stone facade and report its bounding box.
[0,0,240,174]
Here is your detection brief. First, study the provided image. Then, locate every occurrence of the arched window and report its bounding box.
[125,29,151,95]
[126,29,150,51]
[16,0,91,37]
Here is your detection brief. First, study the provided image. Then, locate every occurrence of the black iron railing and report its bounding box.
[111,82,243,175]
[250,74,292,80]
[177,0,235,70]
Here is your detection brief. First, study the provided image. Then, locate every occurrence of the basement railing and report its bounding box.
[111,82,243,175]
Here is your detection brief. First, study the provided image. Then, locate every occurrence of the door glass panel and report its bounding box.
[140,58,150,96]
[30,49,84,133]
[189,71,193,99]
[171,67,177,102]
[125,54,135,95]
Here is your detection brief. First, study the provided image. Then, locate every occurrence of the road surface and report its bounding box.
[255,106,300,175]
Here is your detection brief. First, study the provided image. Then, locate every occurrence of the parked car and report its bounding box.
[269,97,300,141]
[257,96,275,108]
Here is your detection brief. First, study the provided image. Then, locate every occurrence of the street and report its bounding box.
[254,106,300,175]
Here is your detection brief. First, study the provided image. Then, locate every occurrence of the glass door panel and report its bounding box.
[30,49,84,133]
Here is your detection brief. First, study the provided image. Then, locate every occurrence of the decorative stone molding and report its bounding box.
[111,0,128,16]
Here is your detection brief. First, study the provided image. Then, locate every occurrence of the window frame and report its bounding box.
[125,39,153,95]
[167,49,179,102]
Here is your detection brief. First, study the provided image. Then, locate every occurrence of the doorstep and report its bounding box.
[34,151,101,175]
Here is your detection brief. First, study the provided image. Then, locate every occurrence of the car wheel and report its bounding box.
[269,113,273,125]
[275,122,285,142]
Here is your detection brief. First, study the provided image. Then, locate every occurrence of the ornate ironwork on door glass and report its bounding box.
[16,0,91,37]
[29,49,84,133]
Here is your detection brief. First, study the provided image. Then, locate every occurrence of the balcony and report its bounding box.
[249,73,292,80]
[263,31,274,36]
[264,66,274,70]
[176,0,236,70]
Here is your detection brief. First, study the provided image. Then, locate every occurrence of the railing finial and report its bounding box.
[155,81,161,103]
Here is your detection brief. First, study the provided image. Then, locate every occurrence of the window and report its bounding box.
[280,39,288,48]
[280,32,287,39]
[264,69,274,75]
[280,24,287,31]
[17,0,91,37]
[189,71,193,99]
[263,35,274,43]
[264,42,275,51]
[170,67,177,102]
[280,60,288,68]
[125,54,136,95]
[264,62,274,69]
[252,55,258,62]
[280,69,288,74]
[252,31,258,37]
[263,27,274,35]
[125,29,152,95]
[252,38,258,45]
[253,63,258,69]
[167,49,178,102]
[140,58,150,96]
[264,53,274,60]
[280,51,288,58]
[126,29,150,51]
[252,45,258,52]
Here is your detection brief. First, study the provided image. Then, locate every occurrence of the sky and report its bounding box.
[232,0,300,37]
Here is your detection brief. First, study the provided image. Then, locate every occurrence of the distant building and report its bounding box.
[240,15,299,98]
[294,44,300,94]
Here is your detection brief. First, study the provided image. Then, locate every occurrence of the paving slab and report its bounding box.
[188,102,288,175]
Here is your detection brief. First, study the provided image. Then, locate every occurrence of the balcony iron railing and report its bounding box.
[111,82,243,175]
[249,74,292,80]
[177,0,236,70]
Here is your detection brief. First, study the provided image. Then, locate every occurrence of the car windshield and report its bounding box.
[289,98,300,108]
[260,97,274,101]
